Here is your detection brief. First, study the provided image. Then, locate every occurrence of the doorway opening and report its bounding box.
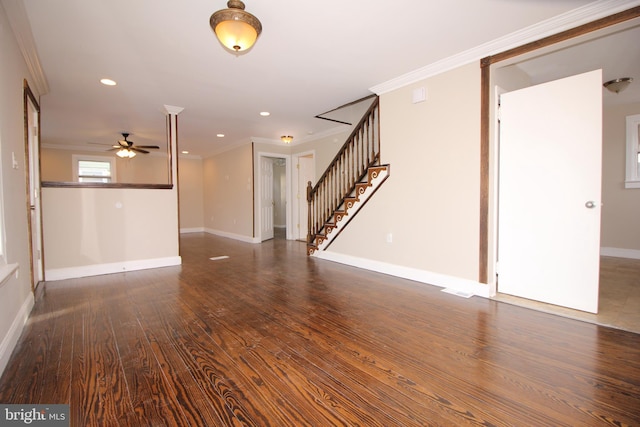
[24,82,44,291]
[483,13,640,331]
[257,152,291,242]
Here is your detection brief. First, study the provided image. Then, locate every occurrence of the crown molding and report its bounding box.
[1,0,49,96]
[370,0,640,95]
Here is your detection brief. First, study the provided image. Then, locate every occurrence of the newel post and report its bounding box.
[306,181,313,244]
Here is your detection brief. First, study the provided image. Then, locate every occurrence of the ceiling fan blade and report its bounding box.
[135,145,160,149]
[130,147,149,154]
[117,139,128,147]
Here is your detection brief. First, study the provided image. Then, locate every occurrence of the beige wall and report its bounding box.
[178,156,204,231]
[42,187,179,270]
[204,144,254,239]
[292,131,349,182]
[0,3,40,375]
[328,63,482,282]
[601,102,640,251]
[41,147,170,184]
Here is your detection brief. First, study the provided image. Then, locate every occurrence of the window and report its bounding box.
[625,114,640,189]
[72,155,116,183]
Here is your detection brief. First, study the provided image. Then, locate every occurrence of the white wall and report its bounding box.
[0,3,38,376]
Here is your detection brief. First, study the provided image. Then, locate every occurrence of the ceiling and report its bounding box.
[5,0,639,157]
[511,18,640,104]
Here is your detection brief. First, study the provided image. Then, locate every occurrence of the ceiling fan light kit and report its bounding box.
[110,133,160,158]
[210,0,262,52]
[116,148,136,158]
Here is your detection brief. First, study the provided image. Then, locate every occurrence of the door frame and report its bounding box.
[479,7,640,291]
[256,151,292,241]
[23,81,44,291]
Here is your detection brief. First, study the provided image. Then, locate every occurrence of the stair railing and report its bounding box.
[307,96,380,245]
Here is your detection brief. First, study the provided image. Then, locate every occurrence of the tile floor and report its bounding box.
[493,256,640,334]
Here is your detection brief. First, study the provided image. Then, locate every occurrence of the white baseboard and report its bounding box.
[45,256,182,281]
[180,227,205,234]
[315,250,490,298]
[0,292,34,377]
[601,247,640,260]
[204,228,261,244]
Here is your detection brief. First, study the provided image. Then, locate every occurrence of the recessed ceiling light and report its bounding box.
[260,111,270,117]
[181,151,189,154]
[100,78,117,86]
[217,134,225,138]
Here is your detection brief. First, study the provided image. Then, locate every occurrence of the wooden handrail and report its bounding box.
[311,97,380,194]
[307,96,380,245]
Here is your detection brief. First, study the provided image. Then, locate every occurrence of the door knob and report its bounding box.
[585,201,596,209]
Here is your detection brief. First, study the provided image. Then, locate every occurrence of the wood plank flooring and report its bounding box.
[1,232,639,426]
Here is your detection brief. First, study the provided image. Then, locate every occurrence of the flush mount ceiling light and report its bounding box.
[281,135,293,144]
[210,0,262,53]
[603,77,633,94]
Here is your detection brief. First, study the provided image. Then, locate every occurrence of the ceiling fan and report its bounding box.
[109,133,160,158]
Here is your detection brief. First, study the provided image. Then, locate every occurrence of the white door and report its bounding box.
[260,157,274,241]
[498,70,602,313]
[26,92,44,289]
[297,155,314,241]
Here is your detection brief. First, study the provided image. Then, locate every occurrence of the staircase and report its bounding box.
[306,96,390,255]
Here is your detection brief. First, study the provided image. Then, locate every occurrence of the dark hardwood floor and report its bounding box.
[1,232,639,426]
